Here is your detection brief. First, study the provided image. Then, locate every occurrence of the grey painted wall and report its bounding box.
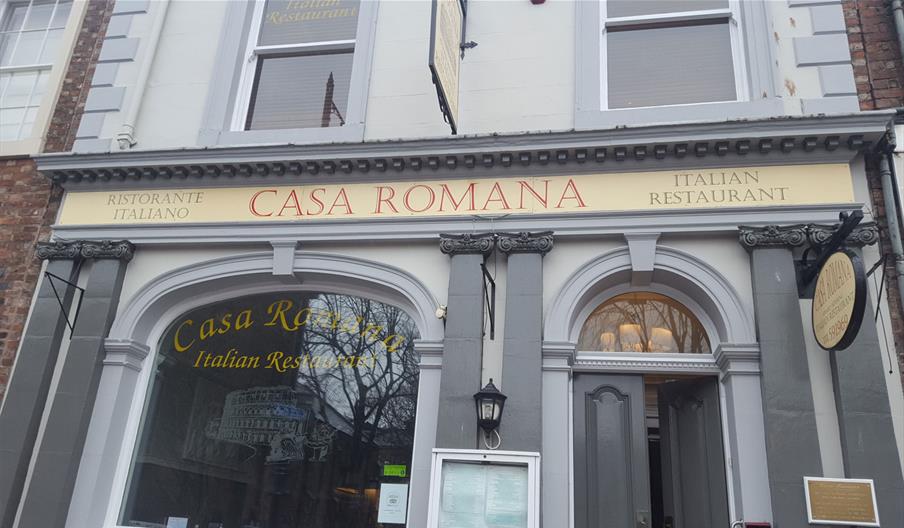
[750,247,824,526]
[435,253,486,448]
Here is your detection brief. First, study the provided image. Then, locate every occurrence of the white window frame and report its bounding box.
[599,0,749,112]
[0,0,73,145]
[229,0,358,132]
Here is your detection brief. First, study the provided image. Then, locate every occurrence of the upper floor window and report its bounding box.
[232,0,360,131]
[601,0,744,110]
[0,0,71,141]
[578,292,711,354]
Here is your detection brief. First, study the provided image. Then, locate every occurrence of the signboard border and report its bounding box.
[803,476,880,527]
[811,249,867,351]
[426,448,540,528]
[428,0,466,135]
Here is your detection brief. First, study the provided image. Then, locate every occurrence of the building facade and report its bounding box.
[1,1,903,528]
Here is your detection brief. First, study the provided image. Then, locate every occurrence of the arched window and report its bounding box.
[121,292,419,528]
[578,292,711,353]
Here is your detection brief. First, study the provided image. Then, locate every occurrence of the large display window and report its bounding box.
[120,292,420,528]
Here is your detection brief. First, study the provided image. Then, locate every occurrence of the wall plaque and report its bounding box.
[812,250,866,351]
[804,477,879,526]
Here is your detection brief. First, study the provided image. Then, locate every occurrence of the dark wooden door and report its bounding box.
[574,374,652,528]
[658,378,730,528]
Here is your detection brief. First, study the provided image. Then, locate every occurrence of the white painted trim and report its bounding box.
[544,245,756,346]
[426,449,541,528]
[573,351,721,374]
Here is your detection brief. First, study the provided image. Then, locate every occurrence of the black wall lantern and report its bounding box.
[473,379,506,449]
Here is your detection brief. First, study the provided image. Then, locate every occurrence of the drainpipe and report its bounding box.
[115,0,171,150]
[894,0,904,63]
[878,135,904,315]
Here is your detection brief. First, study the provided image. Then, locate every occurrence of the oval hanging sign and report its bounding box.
[812,250,867,351]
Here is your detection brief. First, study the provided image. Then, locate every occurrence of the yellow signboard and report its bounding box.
[804,477,879,526]
[57,164,855,226]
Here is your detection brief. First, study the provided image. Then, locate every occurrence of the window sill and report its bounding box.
[0,137,43,158]
[575,99,785,131]
[198,123,365,148]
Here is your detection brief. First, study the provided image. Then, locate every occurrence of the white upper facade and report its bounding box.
[69,0,860,153]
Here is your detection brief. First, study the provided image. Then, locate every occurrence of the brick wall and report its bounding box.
[0,0,114,403]
[844,0,904,385]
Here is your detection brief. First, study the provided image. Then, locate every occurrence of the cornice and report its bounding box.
[496,231,554,255]
[35,112,894,188]
[439,233,495,256]
[35,240,135,261]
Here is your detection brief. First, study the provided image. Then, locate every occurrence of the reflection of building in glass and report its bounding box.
[578,292,711,354]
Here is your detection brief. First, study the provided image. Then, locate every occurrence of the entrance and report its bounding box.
[573,374,729,528]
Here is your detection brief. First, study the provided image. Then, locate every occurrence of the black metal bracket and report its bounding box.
[44,270,85,333]
[799,210,864,287]
[481,261,496,340]
[459,40,478,58]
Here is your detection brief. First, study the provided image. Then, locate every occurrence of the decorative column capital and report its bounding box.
[439,233,495,256]
[497,231,554,255]
[36,240,135,261]
[807,221,879,248]
[738,225,808,250]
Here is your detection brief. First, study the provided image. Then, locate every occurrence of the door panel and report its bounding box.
[574,374,651,528]
[658,378,730,528]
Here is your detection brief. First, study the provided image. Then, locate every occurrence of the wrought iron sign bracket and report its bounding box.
[481,261,496,340]
[44,269,85,334]
[798,210,864,288]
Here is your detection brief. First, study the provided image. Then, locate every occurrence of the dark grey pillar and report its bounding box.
[15,241,133,528]
[435,234,494,449]
[0,258,78,528]
[740,226,823,526]
[497,232,552,452]
[829,252,904,526]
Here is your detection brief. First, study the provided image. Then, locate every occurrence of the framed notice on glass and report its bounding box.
[804,477,880,526]
[426,449,540,528]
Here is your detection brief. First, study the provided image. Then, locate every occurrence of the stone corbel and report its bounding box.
[496,231,554,255]
[624,233,660,286]
[271,240,301,283]
[541,341,575,372]
[414,339,444,370]
[35,240,135,261]
[807,221,879,248]
[738,225,808,250]
[439,233,495,256]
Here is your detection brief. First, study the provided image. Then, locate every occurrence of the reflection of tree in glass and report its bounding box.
[294,294,420,478]
[577,293,710,353]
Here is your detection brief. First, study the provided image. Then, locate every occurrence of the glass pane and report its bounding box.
[19,105,37,134]
[10,30,43,65]
[258,0,360,46]
[24,1,55,30]
[0,72,11,98]
[578,292,711,353]
[39,27,61,62]
[2,4,29,32]
[607,22,736,109]
[2,71,37,107]
[28,69,47,105]
[0,123,20,141]
[51,1,73,28]
[607,0,727,18]
[0,33,16,65]
[247,51,353,130]
[0,107,25,140]
[120,292,420,528]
